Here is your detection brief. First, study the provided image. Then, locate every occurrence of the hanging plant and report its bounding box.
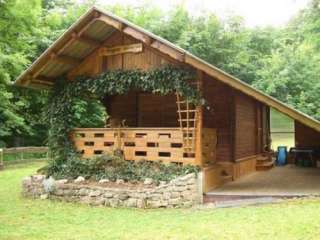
[45,65,201,175]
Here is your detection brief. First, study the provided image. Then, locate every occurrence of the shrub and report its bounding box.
[43,154,200,184]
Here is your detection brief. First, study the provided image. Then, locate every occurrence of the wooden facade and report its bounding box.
[295,121,320,148]
[103,93,178,128]
[65,29,292,189]
[234,92,257,159]
[202,74,233,162]
[15,7,320,193]
[68,30,271,170]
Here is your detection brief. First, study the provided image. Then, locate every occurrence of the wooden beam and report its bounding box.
[80,11,101,33]
[99,43,143,56]
[30,14,102,80]
[19,73,31,86]
[32,78,54,86]
[29,76,54,89]
[50,53,80,66]
[120,29,184,66]
[29,82,52,90]
[56,16,99,56]
[97,15,123,30]
[55,55,80,65]
[230,89,236,162]
[255,102,259,154]
[123,26,152,45]
[31,61,50,79]
[32,52,80,79]
[195,70,204,166]
[71,33,100,47]
[67,29,116,79]
[151,41,184,62]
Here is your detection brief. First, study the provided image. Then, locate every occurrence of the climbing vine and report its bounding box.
[45,65,201,175]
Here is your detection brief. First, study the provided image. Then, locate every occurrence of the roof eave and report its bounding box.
[14,7,99,87]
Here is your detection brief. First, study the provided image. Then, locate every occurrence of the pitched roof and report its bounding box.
[14,7,320,133]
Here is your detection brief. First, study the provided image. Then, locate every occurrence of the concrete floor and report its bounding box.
[208,165,320,196]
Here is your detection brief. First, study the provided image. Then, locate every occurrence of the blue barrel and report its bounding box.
[277,146,287,166]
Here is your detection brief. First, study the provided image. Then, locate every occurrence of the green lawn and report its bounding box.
[270,108,295,150]
[1,163,320,239]
[271,133,295,150]
[2,152,47,163]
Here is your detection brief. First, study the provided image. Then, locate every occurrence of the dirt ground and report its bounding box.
[209,165,320,196]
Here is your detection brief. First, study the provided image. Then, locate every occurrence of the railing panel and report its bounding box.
[72,128,199,164]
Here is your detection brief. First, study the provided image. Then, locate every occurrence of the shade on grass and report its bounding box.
[0,163,320,240]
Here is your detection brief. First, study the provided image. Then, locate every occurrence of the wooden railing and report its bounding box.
[72,127,217,165]
[72,128,195,164]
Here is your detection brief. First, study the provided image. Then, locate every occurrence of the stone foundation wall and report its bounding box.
[22,173,202,208]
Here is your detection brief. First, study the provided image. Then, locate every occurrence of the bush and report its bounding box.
[43,154,200,184]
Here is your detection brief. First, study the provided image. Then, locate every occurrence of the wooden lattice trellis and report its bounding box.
[176,94,198,154]
[176,77,202,155]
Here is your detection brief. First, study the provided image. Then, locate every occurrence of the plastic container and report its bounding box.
[303,159,312,167]
[296,158,304,167]
[276,146,287,166]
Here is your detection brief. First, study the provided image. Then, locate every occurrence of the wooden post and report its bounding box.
[195,70,203,166]
[231,89,236,162]
[92,53,102,76]
[116,127,121,150]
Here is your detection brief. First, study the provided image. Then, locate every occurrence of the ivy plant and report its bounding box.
[45,65,201,176]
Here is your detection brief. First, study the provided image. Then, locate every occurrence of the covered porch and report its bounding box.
[206,164,320,198]
[71,91,217,166]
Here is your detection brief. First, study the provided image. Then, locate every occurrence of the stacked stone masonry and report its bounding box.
[22,173,202,208]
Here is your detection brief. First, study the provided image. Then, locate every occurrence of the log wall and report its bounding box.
[70,31,172,78]
[102,31,170,71]
[138,93,178,127]
[234,92,257,159]
[104,93,178,128]
[295,121,320,147]
[202,74,233,162]
[104,92,138,127]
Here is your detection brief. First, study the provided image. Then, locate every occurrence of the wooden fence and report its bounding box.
[0,146,49,168]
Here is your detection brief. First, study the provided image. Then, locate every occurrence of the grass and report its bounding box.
[2,152,47,163]
[270,108,295,150]
[270,108,294,133]
[1,163,320,239]
[271,133,295,150]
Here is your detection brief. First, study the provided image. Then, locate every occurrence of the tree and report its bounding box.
[253,0,320,120]
[0,0,42,146]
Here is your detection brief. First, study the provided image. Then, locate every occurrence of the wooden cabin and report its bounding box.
[15,7,320,193]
